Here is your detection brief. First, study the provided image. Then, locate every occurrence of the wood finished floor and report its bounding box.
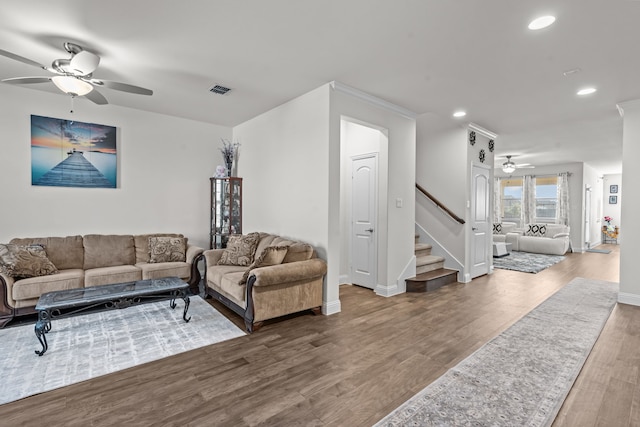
[0,245,633,426]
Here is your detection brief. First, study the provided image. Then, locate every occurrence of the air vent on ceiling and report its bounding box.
[209,84,231,95]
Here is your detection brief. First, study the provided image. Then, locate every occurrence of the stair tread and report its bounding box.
[416,254,444,266]
[415,243,432,251]
[407,268,458,282]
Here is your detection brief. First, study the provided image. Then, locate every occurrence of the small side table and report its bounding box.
[602,225,619,244]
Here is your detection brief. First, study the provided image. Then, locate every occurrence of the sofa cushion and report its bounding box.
[207,264,246,288]
[0,244,59,278]
[219,271,247,308]
[218,233,260,266]
[241,246,289,284]
[149,237,186,263]
[136,262,190,280]
[267,237,314,263]
[9,235,84,270]
[84,265,142,287]
[254,234,278,260]
[12,269,84,301]
[281,242,314,263]
[134,233,184,263]
[525,224,547,237]
[545,224,568,238]
[83,234,136,270]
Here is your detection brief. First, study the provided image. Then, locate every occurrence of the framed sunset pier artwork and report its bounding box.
[31,114,117,188]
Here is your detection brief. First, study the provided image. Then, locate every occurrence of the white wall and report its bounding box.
[0,85,230,248]
[618,99,640,306]
[232,85,330,246]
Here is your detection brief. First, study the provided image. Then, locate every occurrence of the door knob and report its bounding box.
[472,227,478,231]
[365,228,374,233]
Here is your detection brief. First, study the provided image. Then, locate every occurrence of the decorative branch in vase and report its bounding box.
[219,138,240,177]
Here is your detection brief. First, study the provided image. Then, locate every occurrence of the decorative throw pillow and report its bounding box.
[0,244,59,278]
[241,246,289,284]
[525,224,547,237]
[493,223,502,234]
[149,237,186,263]
[218,232,261,266]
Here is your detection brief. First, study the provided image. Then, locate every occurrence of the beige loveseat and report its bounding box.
[0,233,203,327]
[203,232,327,332]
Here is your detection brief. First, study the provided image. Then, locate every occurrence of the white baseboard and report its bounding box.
[338,274,350,284]
[323,299,342,315]
[375,283,401,297]
[618,292,640,307]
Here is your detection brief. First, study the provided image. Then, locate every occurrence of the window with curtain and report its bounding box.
[499,175,559,226]
[501,178,522,224]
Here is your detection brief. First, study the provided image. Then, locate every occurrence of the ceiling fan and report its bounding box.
[499,155,535,174]
[0,42,152,105]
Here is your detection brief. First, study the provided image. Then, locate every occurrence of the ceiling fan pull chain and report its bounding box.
[70,95,74,114]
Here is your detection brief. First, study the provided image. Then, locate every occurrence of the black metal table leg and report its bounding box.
[34,310,51,356]
[182,295,191,322]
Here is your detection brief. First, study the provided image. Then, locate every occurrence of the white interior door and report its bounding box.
[351,154,377,289]
[470,164,490,278]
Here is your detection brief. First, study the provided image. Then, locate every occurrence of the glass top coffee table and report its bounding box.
[34,277,191,356]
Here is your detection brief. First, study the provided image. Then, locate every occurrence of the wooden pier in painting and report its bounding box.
[35,151,113,188]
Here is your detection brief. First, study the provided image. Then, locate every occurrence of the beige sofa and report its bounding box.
[0,233,204,327]
[203,232,327,332]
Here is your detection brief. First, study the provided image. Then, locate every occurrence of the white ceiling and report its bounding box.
[1,0,637,174]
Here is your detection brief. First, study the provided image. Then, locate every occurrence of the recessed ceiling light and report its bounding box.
[453,111,466,118]
[577,87,597,96]
[528,15,556,30]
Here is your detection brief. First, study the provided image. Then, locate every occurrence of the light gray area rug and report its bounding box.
[0,296,245,405]
[375,277,618,427]
[493,251,565,273]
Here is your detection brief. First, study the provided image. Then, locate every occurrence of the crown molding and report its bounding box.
[330,81,418,119]
[468,122,498,139]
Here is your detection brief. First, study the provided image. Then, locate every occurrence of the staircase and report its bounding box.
[406,235,458,292]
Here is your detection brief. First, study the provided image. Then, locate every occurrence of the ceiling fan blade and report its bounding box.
[1,76,51,84]
[0,49,46,69]
[69,50,100,75]
[84,88,108,105]
[93,79,153,96]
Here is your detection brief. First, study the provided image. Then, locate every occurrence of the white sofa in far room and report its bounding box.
[517,224,571,255]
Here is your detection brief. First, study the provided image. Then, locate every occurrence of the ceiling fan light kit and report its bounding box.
[51,75,93,96]
[502,163,517,174]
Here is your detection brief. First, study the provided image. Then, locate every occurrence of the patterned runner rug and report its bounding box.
[375,277,618,427]
[493,251,565,273]
[0,296,245,405]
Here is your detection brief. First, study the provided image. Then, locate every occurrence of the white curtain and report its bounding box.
[521,175,536,225]
[494,177,502,223]
[557,172,570,226]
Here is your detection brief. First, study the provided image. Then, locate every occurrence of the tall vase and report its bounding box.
[226,159,233,177]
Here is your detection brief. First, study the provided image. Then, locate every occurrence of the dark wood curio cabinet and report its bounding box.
[210,177,242,249]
